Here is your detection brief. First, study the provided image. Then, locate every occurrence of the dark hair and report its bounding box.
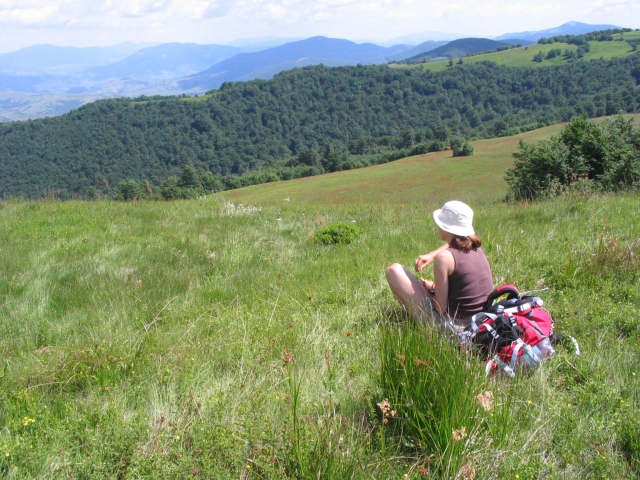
[449,234,482,253]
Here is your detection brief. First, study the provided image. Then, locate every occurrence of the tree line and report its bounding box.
[0,53,640,199]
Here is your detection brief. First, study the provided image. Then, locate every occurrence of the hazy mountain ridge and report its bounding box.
[494,21,622,43]
[0,43,154,75]
[405,38,511,62]
[387,41,448,61]
[87,43,242,81]
[178,37,412,90]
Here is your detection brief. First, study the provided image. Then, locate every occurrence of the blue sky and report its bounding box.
[0,0,638,52]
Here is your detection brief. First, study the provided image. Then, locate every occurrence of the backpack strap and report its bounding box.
[509,339,525,371]
[502,301,533,315]
[469,312,498,332]
[483,284,520,311]
[486,356,516,378]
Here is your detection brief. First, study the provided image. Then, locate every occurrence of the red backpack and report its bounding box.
[463,285,559,377]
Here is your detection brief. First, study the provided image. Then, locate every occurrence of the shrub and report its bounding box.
[314,223,362,245]
[459,142,474,156]
[115,179,144,201]
[451,138,474,157]
[505,115,640,201]
[160,175,182,200]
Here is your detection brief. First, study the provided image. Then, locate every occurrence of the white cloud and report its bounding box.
[0,6,58,24]
[262,2,288,18]
[0,0,637,52]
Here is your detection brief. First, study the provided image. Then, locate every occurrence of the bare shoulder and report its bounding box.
[434,249,455,269]
[435,248,453,261]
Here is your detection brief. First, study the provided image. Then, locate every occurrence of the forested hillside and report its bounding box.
[1,54,640,198]
[404,38,510,62]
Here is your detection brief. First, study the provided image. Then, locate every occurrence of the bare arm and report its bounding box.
[432,249,455,316]
[415,243,449,272]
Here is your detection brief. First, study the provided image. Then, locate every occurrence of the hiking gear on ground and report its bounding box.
[459,284,578,377]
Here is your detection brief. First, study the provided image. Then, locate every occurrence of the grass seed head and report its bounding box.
[282,348,294,367]
[452,427,467,441]
[461,464,476,479]
[476,391,494,411]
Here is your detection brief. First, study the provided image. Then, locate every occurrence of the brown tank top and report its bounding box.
[447,246,493,320]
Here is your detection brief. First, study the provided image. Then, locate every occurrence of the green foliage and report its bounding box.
[2,55,640,199]
[406,38,521,63]
[115,179,157,201]
[546,48,563,59]
[159,175,181,199]
[538,28,633,46]
[115,179,144,201]
[314,222,362,245]
[533,50,544,62]
[451,137,474,157]
[628,39,640,51]
[506,115,640,200]
[178,163,200,189]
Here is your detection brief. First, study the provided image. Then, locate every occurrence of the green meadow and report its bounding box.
[1,119,640,478]
[391,32,640,73]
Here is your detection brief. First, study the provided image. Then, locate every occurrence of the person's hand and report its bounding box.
[415,253,435,272]
[420,278,435,295]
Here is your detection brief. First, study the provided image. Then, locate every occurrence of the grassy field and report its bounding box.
[1,120,640,478]
[391,32,640,73]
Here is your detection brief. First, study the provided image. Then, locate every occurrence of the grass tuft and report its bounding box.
[314,222,363,246]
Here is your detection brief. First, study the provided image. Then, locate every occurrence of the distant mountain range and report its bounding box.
[0,21,626,121]
[179,36,411,91]
[87,43,242,81]
[0,43,154,75]
[378,31,466,46]
[494,21,622,43]
[227,37,305,51]
[386,41,448,61]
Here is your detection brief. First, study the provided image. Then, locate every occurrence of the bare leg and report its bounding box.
[385,263,431,320]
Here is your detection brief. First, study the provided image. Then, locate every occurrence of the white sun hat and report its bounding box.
[432,201,475,237]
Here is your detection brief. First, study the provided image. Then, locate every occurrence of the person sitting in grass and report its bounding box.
[385,200,493,333]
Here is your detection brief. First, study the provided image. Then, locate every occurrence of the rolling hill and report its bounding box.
[405,38,510,62]
[393,30,640,72]
[386,40,448,62]
[494,21,623,43]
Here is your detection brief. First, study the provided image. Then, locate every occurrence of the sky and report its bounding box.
[0,0,638,53]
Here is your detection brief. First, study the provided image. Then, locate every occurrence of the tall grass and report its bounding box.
[0,192,639,478]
